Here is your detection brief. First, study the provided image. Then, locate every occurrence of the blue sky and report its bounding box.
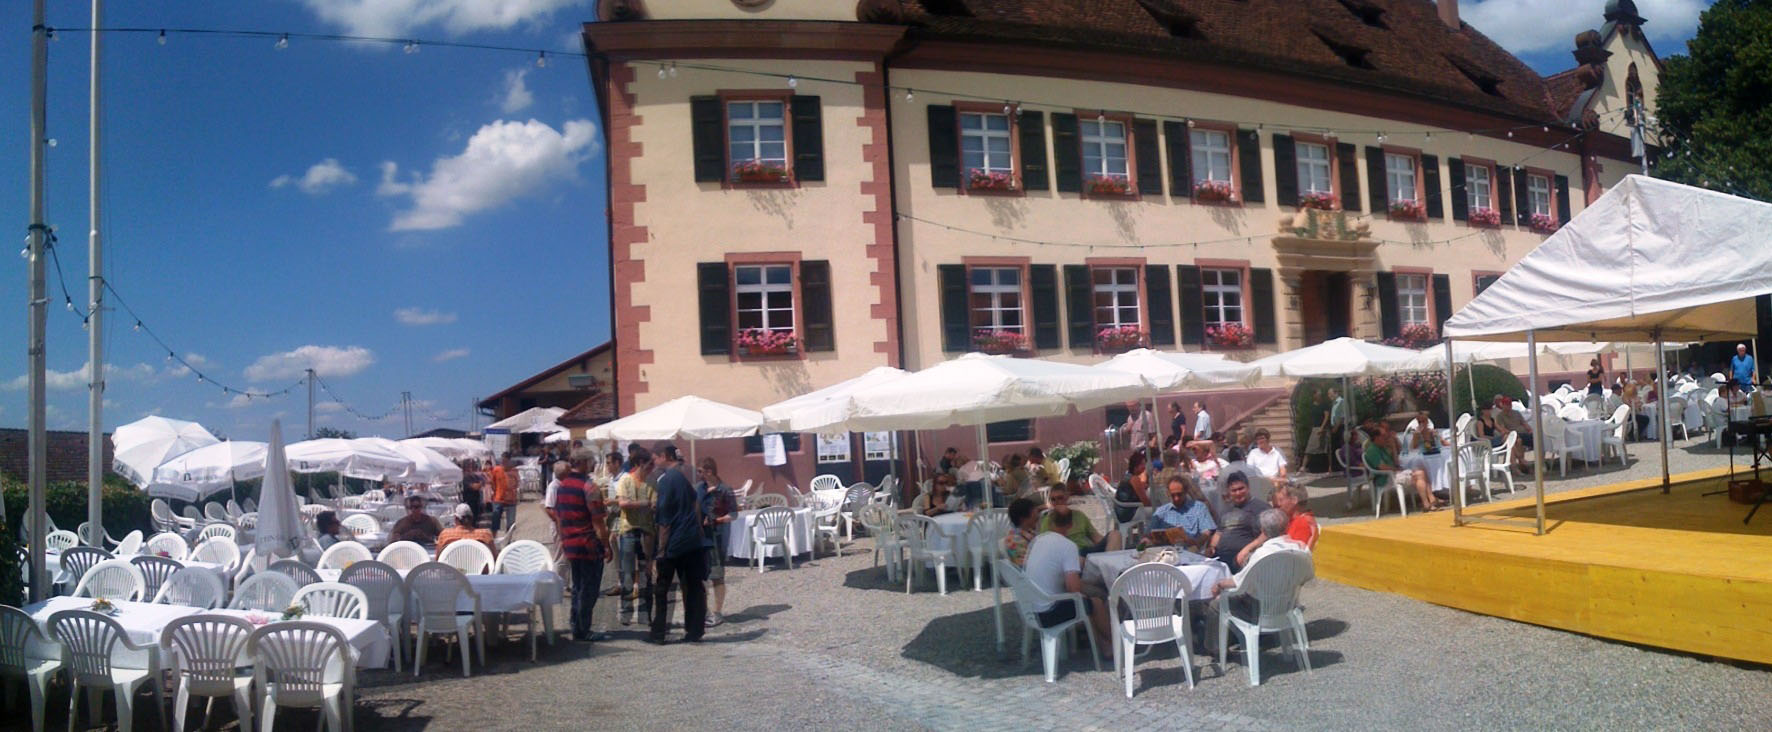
[0,1,1706,441]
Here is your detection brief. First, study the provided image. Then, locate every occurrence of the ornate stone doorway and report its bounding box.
[1273,209,1380,349]
[1297,270,1352,345]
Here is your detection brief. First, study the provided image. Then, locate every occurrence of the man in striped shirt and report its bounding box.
[556,455,613,642]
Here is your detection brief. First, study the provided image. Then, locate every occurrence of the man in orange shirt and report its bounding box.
[489,454,518,534]
[436,504,495,558]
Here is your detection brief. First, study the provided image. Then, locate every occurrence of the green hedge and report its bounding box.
[2,475,152,542]
[1289,365,1528,451]
[0,512,20,606]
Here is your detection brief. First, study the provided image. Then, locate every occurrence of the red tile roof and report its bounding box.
[558,392,616,426]
[900,0,1563,122]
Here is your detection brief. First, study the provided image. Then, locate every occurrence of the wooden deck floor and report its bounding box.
[1316,466,1772,664]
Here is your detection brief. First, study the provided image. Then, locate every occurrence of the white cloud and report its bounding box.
[316,401,347,414]
[166,352,213,378]
[394,307,457,326]
[6,361,158,391]
[226,394,254,409]
[1464,0,1705,57]
[269,158,359,195]
[433,348,471,363]
[377,118,599,231]
[499,68,534,114]
[243,345,376,382]
[298,0,586,38]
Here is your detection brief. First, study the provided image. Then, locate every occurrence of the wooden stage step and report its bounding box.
[1316,467,1772,665]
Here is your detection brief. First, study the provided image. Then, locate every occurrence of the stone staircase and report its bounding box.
[1230,399,1297,461]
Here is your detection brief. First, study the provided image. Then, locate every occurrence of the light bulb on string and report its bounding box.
[786,75,797,88]
[1003,102,1011,115]
[668,62,677,78]
[64,300,74,312]
[157,30,167,45]
[904,88,914,102]
[275,34,289,50]
[18,246,28,260]
[403,40,419,54]
[658,65,667,80]
[132,321,140,332]
[1376,132,1386,143]
[536,51,547,68]
[1507,130,1514,138]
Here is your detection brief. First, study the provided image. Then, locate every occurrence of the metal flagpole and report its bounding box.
[86,0,106,546]
[1527,330,1545,536]
[1445,339,1462,526]
[26,0,52,602]
[1655,329,1671,493]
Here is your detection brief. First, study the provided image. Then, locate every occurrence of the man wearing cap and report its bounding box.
[648,442,708,644]
[435,504,495,558]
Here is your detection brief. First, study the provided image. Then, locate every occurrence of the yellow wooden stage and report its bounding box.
[1316,467,1772,665]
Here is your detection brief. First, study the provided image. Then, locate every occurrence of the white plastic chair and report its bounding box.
[50,609,169,732]
[57,547,113,592]
[113,530,144,557]
[197,523,238,546]
[1544,420,1583,477]
[318,540,373,571]
[439,539,495,575]
[807,496,844,559]
[144,532,190,561]
[1583,393,1606,421]
[1603,404,1633,465]
[340,514,380,540]
[1332,446,1375,509]
[129,555,182,602]
[338,496,364,510]
[491,540,554,660]
[249,621,357,732]
[161,614,256,732]
[1215,549,1315,686]
[808,474,843,495]
[225,500,243,519]
[203,503,229,523]
[0,604,61,732]
[376,505,406,525]
[151,499,180,533]
[339,560,406,672]
[732,479,753,504]
[190,537,242,573]
[45,529,79,553]
[855,504,902,582]
[76,521,120,550]
[747,492,788,510]
[153,567,227,609]
[267,559,322,588]
[1665,396,1690,440]
[896,514,954,596]
[1486,430,1519,496]
[242,498,258,513]
[1452,440,1491,509]
[230,571,301,612]
[406,562,484,678]
[751,506,796,572]
[376,541,429,571]
[996,557,1102,683]
[73,559,147,601]
[964,510,1012,592]
[293,582,370,620]
[839,483,875,542]
[1110,562,1196,697]
[1361,452,1409,518]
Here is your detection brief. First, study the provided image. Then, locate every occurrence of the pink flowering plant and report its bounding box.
[1193,179,1236,203]
[1088,174,1135,196]
[973,329,1029,354]
[1388,199,1426,220]
[1359,372,1448,416]
[1383,322,1439,350]
[732,159,789,183]
[967,168,1017,192]
[1298,191,1337,210]
[1469,207,1501,227]
[735,328,798,355]
[1529,212,1560,233]
[1205,322,1255,349]
[1095,325,1145,351]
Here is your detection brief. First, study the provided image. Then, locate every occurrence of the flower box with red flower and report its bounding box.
[735,328,798,356]
[1529,212,1560,234]
[1469,207,1501,227]
[1205,322,1255,349]
[732,160,789,184]
[1087,174,1135,197]
[967,168,1018,193]
[1193,179,1237,203]
[1095,325,1145,352]
[1382,323,1438,350]
[1388,199,1426,221]
[973,329,1030,355]
[1298,191,1337,211]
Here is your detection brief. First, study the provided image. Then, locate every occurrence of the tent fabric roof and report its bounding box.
[1443,176,1772,343]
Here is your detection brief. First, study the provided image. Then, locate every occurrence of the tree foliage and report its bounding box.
[1654,0,1772,201]
[313,426,356,439]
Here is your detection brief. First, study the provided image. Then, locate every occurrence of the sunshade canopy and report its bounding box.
[284,438,414,480]
[357,438,463,485]
[1248,337,1442,378]
[585,395,762,442]
[256,421,304,558]
[1095,348,1260,391]
[761,366,909,433]
[486,406,567,433]
[836,353,1149,432]
[112,416,220,487]
[146,440,268,502]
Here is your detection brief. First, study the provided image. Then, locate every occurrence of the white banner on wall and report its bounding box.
[863,432,894,461]
[816,433,851,463]
[483,429,511,458]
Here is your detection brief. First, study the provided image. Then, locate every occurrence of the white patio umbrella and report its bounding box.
[357,438,463,486]
[1096,349,1263,467]
[449,438,495,461]
[284,438,414,480]
[111,415,220,487]
[486,406,567,433]
[543,430,572,444]
[255,420,304,560]
[146,440,268,502]
[401,436,490,461]
[585,395,762,467]
[761,366,909,433]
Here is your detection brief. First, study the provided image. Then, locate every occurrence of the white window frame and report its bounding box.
[1201,268,1243,327]
[726,100,787,169]
[1528,174,1553,217]
[1465,164,1492,213]
[1396,273,1429,326]
[1079,119,1129,179]
[734,264,795,333]
[1385,153,1418,204]
[1296,142,1332,195]
[1092,267,1141,330]
[969,267,1024,332]
[959,112,1014,176]
[1190,129,1233,184]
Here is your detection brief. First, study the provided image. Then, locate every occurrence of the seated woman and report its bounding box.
[1190,442,1228,483]
[314,511,343,550]
[1038,480,1120,555]
[995,453,1035,502]
[1363,423,1441,511]
[1473,406,1508,448]
[1407,411,1447,452]
[909,473,957,517]
[1114,453,1151,525]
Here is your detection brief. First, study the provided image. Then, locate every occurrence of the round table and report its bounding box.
[727,507,814,559]
[1562,419,1609,461]
[1081,550,1231,602]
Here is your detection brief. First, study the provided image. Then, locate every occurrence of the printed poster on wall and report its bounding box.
[816,433,851,463]
[863,432,894,461]
[761,433,788,466]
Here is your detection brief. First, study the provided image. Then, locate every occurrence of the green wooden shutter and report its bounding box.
[1238,129,1264,203]
[1145,264,1175,346]
[1432,273,1453,336]
[691,96,726,182]
[1555,174,1572,223]
[1134,119,1162,196]
[1513,168,1530,226]
[1030,265,1060,350]
[1365,146,1387,213]
[790,95,824,182]
[1272,134,1298,207]
[1376,272,1400,340]
[1422,154,1442,220]
[1019,110,1048,191]
[1448,158,1468,221]
[937,264,969,351]
[1337,142,1361,212]
[1496,166,1515,224]
[1064,264,1094,348]
[926,105,959,189]
[697,262,732,355]
[1176,265,1204,346]
[1165,120,1192,198]
[1251,268,1277,345]
[1051,113,1082,194]
[799,260,833,351]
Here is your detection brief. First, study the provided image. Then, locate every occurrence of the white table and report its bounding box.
[728,507,813,559]
[1398,449,1484,493]
[312,568,560,616]
[923,512,981,568]
[25,596,201,647]
[204,609,390,668]
[1081,550,1231,602]
[1562,419,1609,462]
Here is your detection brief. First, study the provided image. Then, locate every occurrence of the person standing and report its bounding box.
[1586,358,1606,396]
[555,455,612,642]
[1168,401,1187,446]
[649,444,707,644]
[460,460,485,522]
[487,456,515,532]
[1732,344,1757,392]
[1122,400,1156,455]
[614,446,657,625]
[1192,400,1214,442]
[696,458,736,627]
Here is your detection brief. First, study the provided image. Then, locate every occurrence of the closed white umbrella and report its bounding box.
[255,420,304,560]
[112,416,220,487]
[284,438,414,480]
[146,440,267,502]
[761,366,909,433]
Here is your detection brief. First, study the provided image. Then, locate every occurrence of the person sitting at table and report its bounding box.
[314,511,343,550]
[1493,395,1535,457]
[1406,411,1447,453]
[1145,475,1217,555]
[1212,509,1310,599]
[938,447,962,475]
[1245,428,1290,484]
[1022,517,1112,657]
[435,504,495,558]
[1474,406,1508,447]
[995,453,1034,502]
[1026,446,1060,488]
[1114,453,1151,524]
[1211,472,1269,571]
[1003,497,1040,568]
[1271,482,1319,549]
[389,495,443,545]
[1363,423,1441,511]
[910,473,957,517]
[1190,441,1228,484]
[1039,480,1121,555]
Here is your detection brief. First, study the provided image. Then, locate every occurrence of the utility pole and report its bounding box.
[402,391,413,437]
[26,0,50,602]
[306,368,316,438]
[86,0,106,547]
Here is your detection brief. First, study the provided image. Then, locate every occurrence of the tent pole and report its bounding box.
[1343,375,1354,507]
[1445,339,1462,526]
[1656,329,1671,493]
[1528,330,1545,536]
[975,423,991,509]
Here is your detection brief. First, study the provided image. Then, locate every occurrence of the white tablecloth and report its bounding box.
[1398,449,1484,493]
[1644,395,1706,435]
[923,512,981,568]
[313,568,560,616]
[1562,420,1608,462]
[25,596,201,647]
[205,609,390,669]
[1082,550,1230,602]
[728,507,813,559]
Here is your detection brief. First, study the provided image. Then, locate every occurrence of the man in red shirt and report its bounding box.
[555,456,612,642]
[489,454,518,534]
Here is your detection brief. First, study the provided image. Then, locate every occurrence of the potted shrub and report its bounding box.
[1388,199,1426,221]
[1193,179,1236,203]
[1205,322,1255,349]
[1298,190,1337,210]
[1087,174,1134,196]
[1469,207,1501,227]
[736,328,798,356]
[973,329,1030,355]
[1529,212,1560,234]
[732,160,789,183]
[1095,325,1145,352]
[967,168,1017,192]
